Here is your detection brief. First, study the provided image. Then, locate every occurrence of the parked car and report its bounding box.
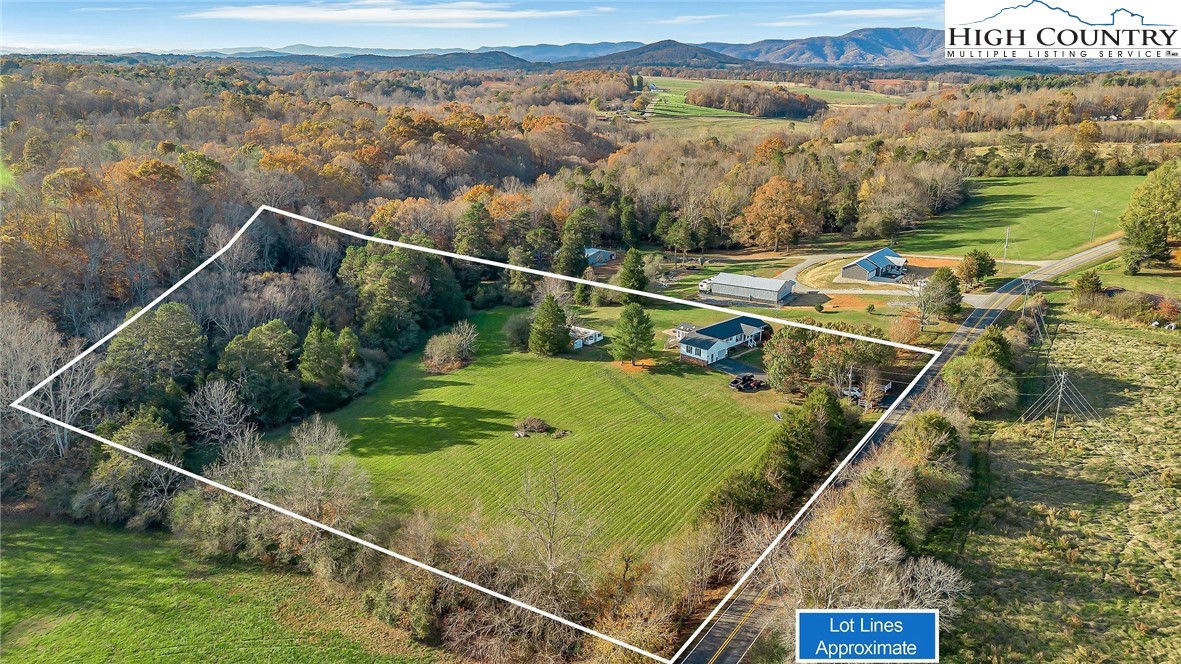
[841,386,864,399]
[698,277,714,292]
[728,374,766,392]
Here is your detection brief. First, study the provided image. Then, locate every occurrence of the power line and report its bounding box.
[1020,365,1179,513]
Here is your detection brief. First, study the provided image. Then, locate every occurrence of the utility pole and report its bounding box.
[1050,370,1067,447]
[1091,209,1101,242]
[1002,226,1010,270]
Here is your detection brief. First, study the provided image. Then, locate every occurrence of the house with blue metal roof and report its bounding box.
[584,247,617,266]
[676,315,772,366]
[839,248,908,283]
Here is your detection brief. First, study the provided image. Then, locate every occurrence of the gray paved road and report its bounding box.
[676,239,1121,664]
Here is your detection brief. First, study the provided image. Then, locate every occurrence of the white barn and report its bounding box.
[707,273,794,304]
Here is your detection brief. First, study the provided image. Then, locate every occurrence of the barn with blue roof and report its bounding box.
[840,248,908,283]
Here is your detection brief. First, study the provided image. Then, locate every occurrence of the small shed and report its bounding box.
[584,247,617,266]
[708,273,794,304]
[569,326,603,350]
[840,248,907,282]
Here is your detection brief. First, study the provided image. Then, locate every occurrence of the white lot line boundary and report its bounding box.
[677,349,942,663]
[12,205,941,664]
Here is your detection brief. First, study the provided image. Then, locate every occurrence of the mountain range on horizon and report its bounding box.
[3,27,949,68]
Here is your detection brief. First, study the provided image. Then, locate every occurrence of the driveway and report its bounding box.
[712,357,765,381]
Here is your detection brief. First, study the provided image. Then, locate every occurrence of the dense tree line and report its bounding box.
[1120,158,1181,274]
[684,82,827,119]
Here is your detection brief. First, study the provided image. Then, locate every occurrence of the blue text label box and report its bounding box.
[796,610,939,662]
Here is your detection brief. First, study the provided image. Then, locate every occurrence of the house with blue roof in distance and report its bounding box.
[674,315,772,366]
[584,247,617,266]
[839,247,908,283]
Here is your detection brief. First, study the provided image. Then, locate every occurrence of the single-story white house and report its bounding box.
[569,326,603,350]
[677,316,772,366]
[584,247,617,266]
[840,248,907,282]
[705,273,794,304]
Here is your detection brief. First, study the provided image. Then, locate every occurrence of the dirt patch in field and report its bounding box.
[4,616,69,651]
[905,256,960,269]
[617,359,657,373]
[823,293,874,309]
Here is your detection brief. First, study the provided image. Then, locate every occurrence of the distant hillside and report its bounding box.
[706,28,944,66]
[250,50,539,71]
[186,41,643,63]
[563,40,751,69]
[493,42,645,62]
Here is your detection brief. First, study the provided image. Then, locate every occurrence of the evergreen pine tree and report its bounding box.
[610,303,655,365]
[529,295,569,356]
[616,248,649,303]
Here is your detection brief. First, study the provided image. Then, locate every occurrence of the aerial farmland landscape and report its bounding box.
[2,1,1180,663]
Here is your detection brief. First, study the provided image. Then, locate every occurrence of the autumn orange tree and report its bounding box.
[736,176,822,252]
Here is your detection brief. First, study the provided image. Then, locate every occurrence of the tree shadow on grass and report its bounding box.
[1016,364,1137,419]
[1002,458,1131,510]
[347,399,515,458]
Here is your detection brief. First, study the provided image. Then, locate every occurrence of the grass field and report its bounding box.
[0,520,443,663]
[643,76,897,139]
[808,177,1144,261]
[322,306,784,550]
[927,313,1181,661]
[646,77,901,107]
[1064,256,1181,299]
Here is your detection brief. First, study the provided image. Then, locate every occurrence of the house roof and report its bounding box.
[674,323,698,333]
[694,315,771,342]
[710,272,793,293]
[584,247,614,259]
[843,247,907,273]
[679,333,723,351]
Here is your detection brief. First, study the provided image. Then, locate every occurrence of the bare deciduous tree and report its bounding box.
[185,379,254,451]
[0,303,111,482]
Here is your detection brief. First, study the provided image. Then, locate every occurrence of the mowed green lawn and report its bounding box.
[0,521,438,663]
[894,176,1142,260]
[807,176,1144,260]
[324,306,781,549]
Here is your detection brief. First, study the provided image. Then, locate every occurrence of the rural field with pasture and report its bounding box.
[807,176,1144,260]
[1063,255,1181,299]
[928,313,1181,662]
[640,76,896,138]
[317,305,790,550]
[0,520,443,663]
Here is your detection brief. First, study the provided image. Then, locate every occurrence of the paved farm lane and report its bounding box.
[677,239,1122,664]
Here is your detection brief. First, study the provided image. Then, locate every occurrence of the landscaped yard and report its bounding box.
[927,313,1181,662]
[321,306,784,550]
[0,519,441,663]
[806,177,1144,261]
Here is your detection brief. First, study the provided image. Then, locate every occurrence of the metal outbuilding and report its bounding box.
[707,272,794,304]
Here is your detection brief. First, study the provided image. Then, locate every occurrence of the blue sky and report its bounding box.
[1,1,944,52]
